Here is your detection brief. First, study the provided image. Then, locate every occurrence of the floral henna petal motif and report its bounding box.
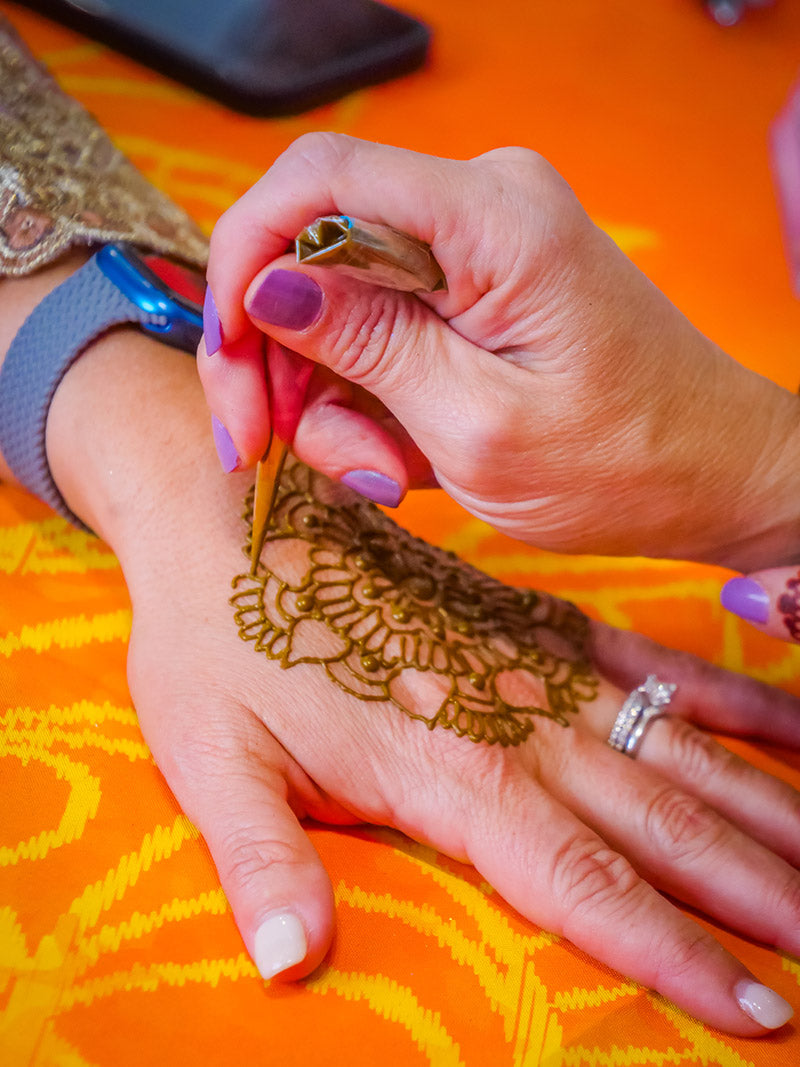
[231,461,599,747]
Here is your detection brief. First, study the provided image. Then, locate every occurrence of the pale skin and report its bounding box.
[201,133,800,641]
[2,254,800,1035]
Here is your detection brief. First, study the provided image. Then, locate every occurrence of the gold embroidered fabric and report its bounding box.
[232,461,598,745]
[0,16,208,276]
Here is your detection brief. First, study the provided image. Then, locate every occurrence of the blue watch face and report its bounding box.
[97,243,205,353]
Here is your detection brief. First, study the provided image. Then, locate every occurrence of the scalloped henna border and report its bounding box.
[231,463,598,746]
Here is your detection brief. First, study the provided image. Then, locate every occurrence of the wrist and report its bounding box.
[0,248,220,564]
[0,256,230,560]
[43,327,250,568]
[678,355,800,572]
[716,374,800,572]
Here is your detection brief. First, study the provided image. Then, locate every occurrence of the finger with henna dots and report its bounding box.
[721,566,800,642]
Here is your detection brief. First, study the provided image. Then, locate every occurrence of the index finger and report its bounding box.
[206,133,452,341]
[467,767,794,1035]
[202,134,464,467]
[206,134,558,344]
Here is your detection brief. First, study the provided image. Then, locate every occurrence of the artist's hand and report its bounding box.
[201,133,800,573]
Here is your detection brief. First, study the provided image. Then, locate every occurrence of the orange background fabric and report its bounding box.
[2,1,800,1063]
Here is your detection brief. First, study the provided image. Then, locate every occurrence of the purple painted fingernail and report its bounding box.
[720,576,770,625]
[341,469,403,508]
[212,414,240,473]
[247,270,323,331]
[203,286,223,355]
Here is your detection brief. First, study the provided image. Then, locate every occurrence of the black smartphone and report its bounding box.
[16,0,432,115]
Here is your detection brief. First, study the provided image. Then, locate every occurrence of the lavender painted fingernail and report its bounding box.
[248,270,323,331]
[203,286,223,355]
[341,469,403,508]
[212,414,240,473]
[720,576,770,625]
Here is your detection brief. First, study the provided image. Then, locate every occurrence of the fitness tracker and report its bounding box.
[0,242,206,530]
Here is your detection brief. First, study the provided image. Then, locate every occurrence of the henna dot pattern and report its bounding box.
[231,462,598,746]
[778,572,800,641]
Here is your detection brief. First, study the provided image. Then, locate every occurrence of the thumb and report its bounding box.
[151,706,337,982]
[243,260,488,463]
[721,567,800,643]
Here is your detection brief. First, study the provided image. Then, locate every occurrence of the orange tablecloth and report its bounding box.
[2,1,800,1063]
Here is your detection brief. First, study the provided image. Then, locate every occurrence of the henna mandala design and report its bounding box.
[231,462,598,746]
[778,573,800,641]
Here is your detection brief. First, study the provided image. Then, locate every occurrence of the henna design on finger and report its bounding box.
[777,573,800,641]
[231,460,598,746]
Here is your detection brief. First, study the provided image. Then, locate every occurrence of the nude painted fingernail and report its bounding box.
[203,286,223,355]
[248,269,323,331]
[735,980,794,1029]
[211,414,240,473]
[253,911,307,980]
[720,576,770,625]
[341,469,403,507]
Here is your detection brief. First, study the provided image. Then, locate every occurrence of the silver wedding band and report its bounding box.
[607,674,677,758]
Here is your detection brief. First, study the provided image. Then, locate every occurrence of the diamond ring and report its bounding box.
[607,675,677,758]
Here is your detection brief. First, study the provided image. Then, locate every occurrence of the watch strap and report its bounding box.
[0,254,155,531]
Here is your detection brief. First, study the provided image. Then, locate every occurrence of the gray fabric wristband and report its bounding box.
[0,253,157,532]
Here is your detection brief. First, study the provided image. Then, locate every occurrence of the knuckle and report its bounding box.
[146,726,237,805]
[475,145,551,192]
[134,701,269,803]
[449,409,539,510]
[332,297,396,380]
[330,294,419,387]
[477,145,583,227]
[219,828,302,892]
[287,131,357,183]
[650,927,714,990]
[551,837,642,923]
[766,872,800,929]
[664,720,727,782]
[644,785,725,863]
[462,401,516,460]
[483,144,544,167]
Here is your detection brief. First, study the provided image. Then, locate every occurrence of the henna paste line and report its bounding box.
[231,460,598,746]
